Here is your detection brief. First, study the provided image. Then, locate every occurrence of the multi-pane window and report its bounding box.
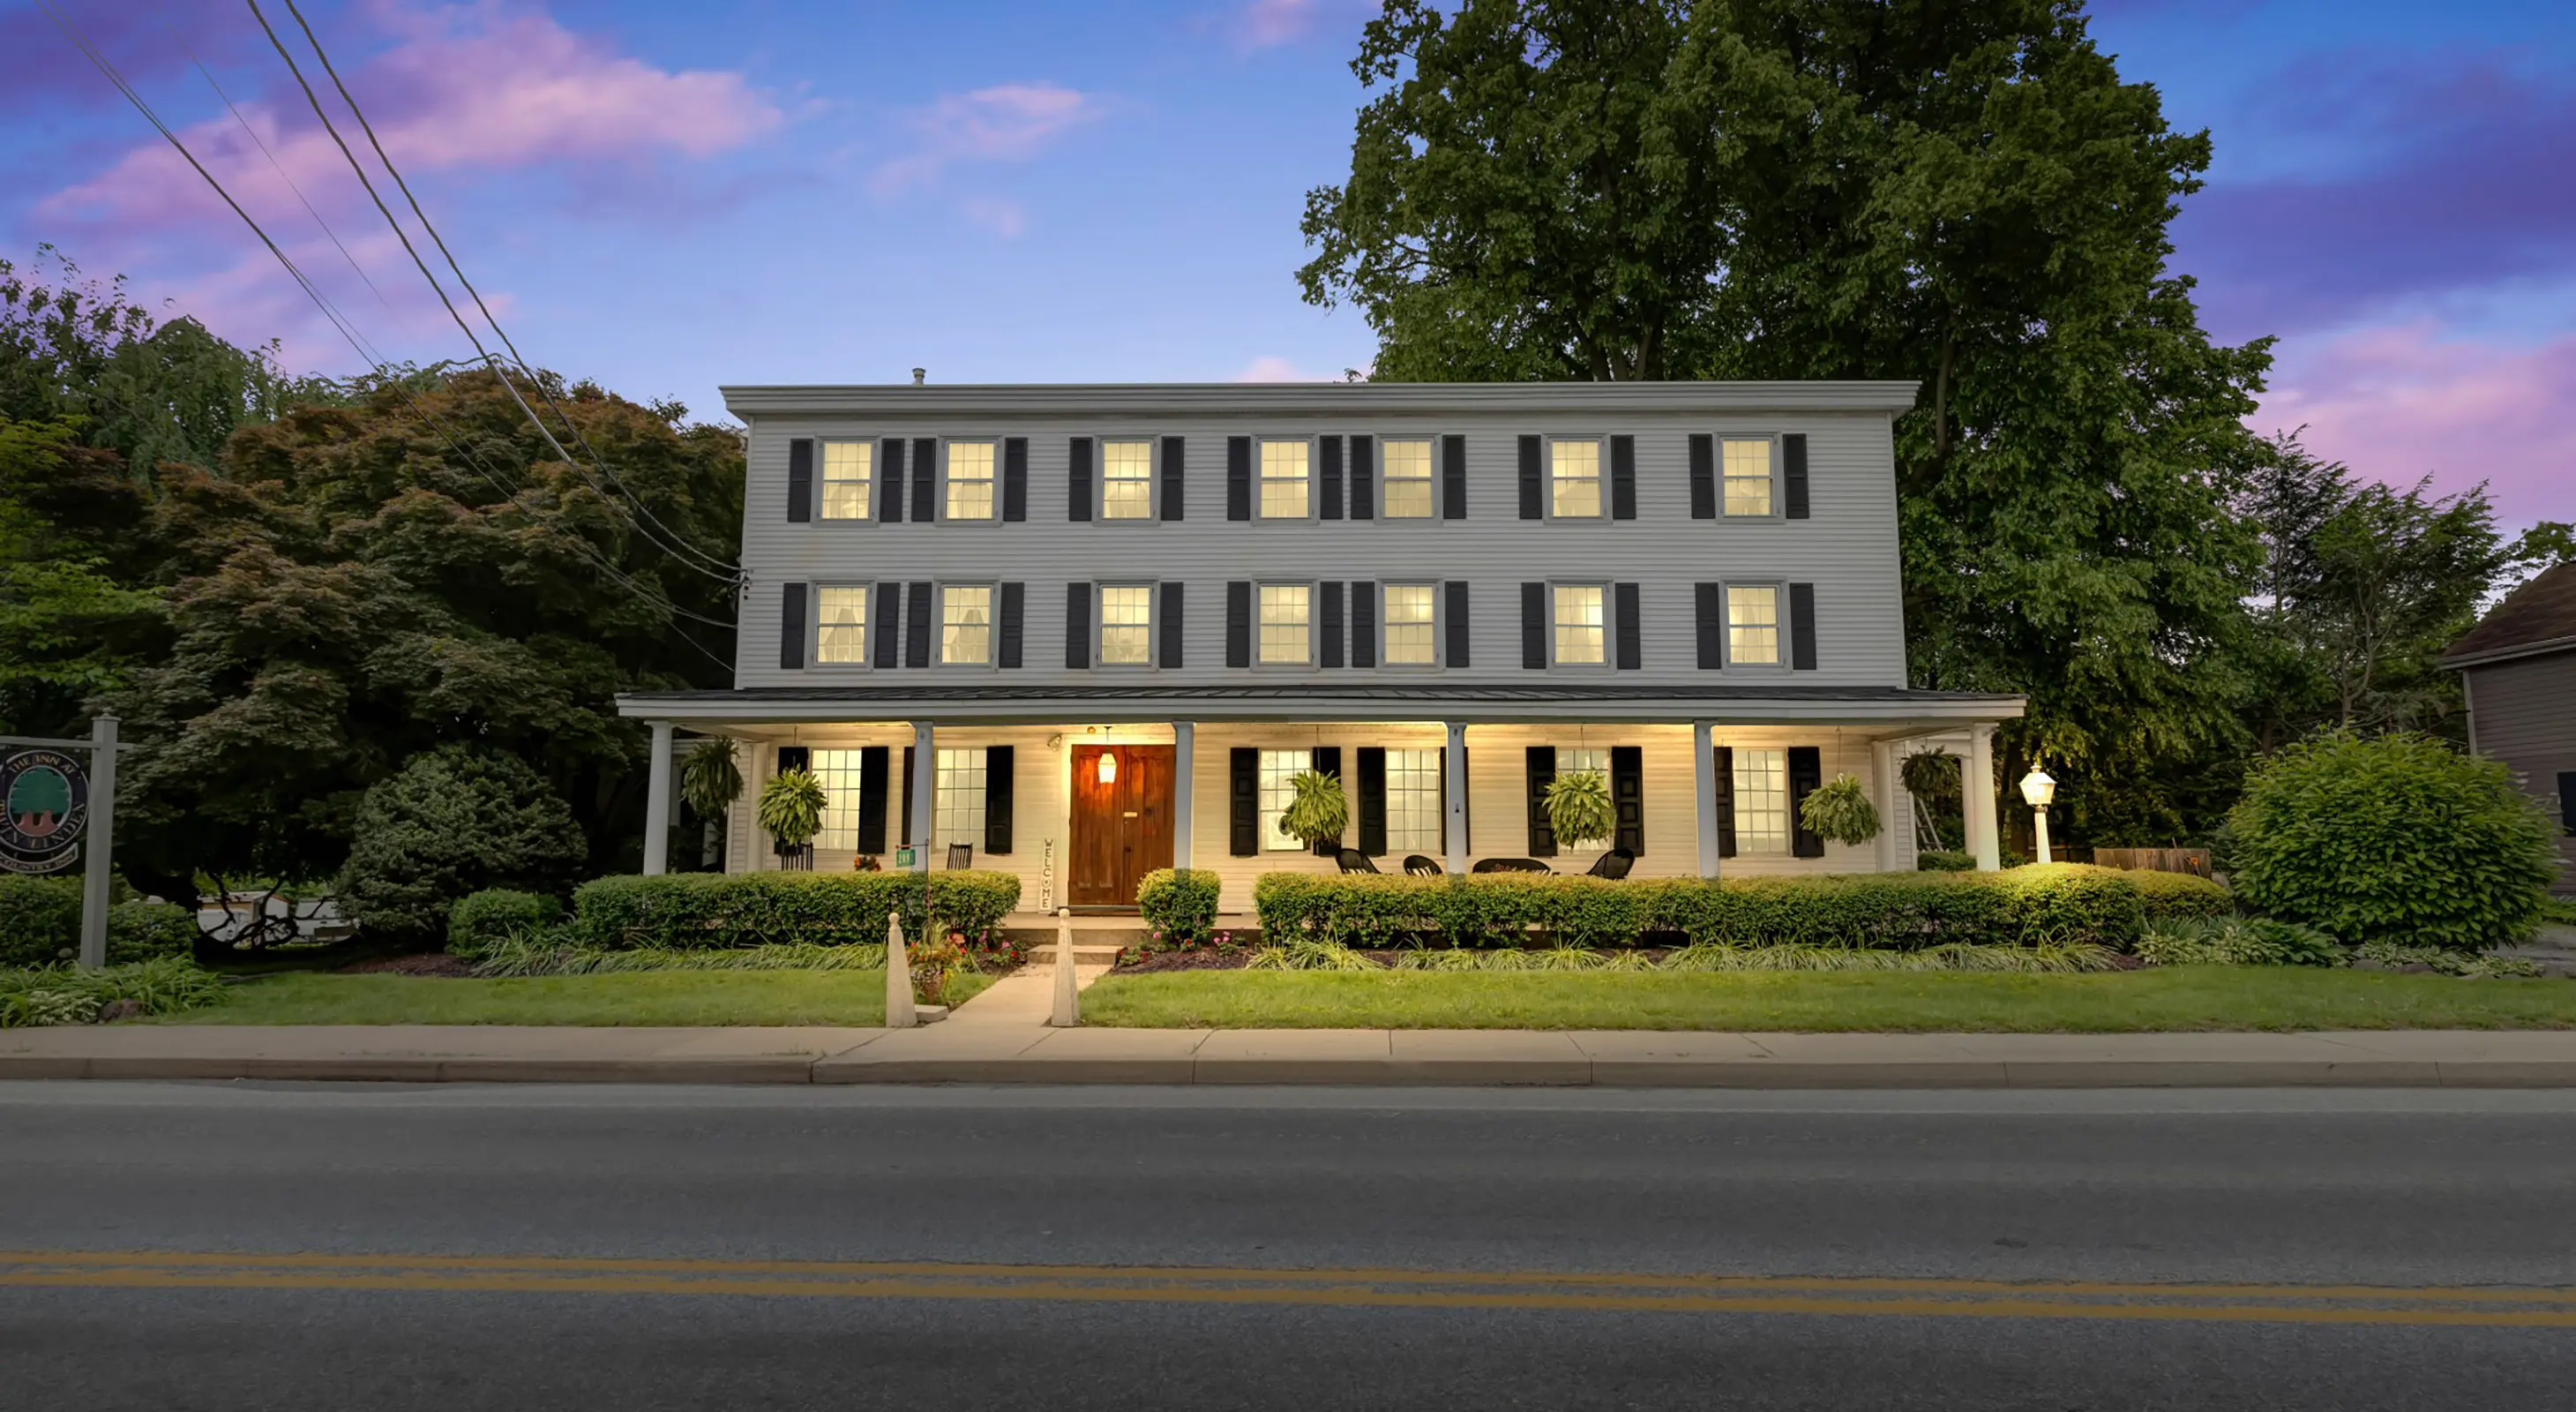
[809,749,867,852]
[1555,747,1607,790]
[1102,439,1153,520]
[1384,747,1442,853]
[1734,747,1790,854]
[814,586,868,664]
[1727,585,1780,665]
[945,441,997,521]
[1099,585,1153,665]
[1382,439,1434,518]
[933,747,985,851]
[1551,439,1602,517]
[1259,584,1310,665]
[1260,439,1310,519]
[940,585,992,665]
[1722,439,1773,516]
[1553,583,1606,665]
[820,439,871,520]
[1382,583,1436,665]
[1259,748,1308,851]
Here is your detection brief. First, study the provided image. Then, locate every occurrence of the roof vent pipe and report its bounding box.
[911,367,925,386]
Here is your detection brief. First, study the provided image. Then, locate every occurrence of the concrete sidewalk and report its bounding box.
[7,1023,2576,1086]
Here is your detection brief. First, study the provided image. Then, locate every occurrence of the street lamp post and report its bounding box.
[2018,766,2057,866]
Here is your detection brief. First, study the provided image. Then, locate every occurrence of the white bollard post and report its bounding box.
[885,913,917,1029]
[1050,907,1078,1027]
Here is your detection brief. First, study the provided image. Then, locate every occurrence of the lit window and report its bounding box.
[945,441,996,521]
[940,585,992,665]
[1383,747,1442,853]
[1259,748,1311,851]
[1727,585,1779,665]
[1382,583,1436,665]
[1723,439,1772,516]
[1382,439,1434,518]
[1259,584,1310,665]
[815,586,868,664]
[1260,439,1309,519]
[1553,584,1606,665]
[810,749,866,851]
[1734,747,1789,854]
[1102,439,1153,520]
[934,747,985,850]
[1551,439,1602,517]
[1099,584,1153,665]
[820,440,871,520]
[1555,747,1607,790]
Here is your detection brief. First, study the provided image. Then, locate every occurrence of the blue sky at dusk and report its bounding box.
[4,0,2571,524]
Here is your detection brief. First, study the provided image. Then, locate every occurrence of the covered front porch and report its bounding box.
[618,686,2026,915]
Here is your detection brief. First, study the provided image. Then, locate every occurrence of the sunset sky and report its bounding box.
[5,0,2570,526]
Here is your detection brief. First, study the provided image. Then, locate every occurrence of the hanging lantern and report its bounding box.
[1097,750,1118,785]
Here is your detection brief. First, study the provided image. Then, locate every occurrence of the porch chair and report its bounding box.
[1471,857,1552,874]
[1402,855,1443,876]
[946,843,974,870]
[1584,847,1636,881]
[1335,848,1382,874]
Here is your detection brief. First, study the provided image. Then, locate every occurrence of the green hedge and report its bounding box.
[572,870,1022,950]
[1138,868,1222,944]
[1916,850,1974,872]
[1253,863,2151,950]
[2127,870,2233,921]
[446,889,566,958]
[0,876,197,968]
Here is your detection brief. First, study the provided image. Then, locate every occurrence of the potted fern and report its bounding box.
[1278,769,1351,854]
[1543,770,1616,852]
[757,767,827,870]
[679,738,742,868]
[1799,773,1882,847]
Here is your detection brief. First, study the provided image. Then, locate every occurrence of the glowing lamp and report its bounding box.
[2018,768,2056,809]
[1097,751,1118,785]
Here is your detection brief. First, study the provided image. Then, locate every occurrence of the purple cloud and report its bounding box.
[0,0,254,113]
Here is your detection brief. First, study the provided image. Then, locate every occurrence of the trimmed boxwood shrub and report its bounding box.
[1,876,197,967]
[1916,850,1974,872]
[446,889,566,958]
[1138,868,1221,944]
[2128,870,2233,921]
[1253,863,2152,951]
[573,870,1022,950]
[2224,730,2558,950]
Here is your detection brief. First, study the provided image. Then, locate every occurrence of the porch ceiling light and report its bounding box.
[2018,766,2056,809]
[1097,750,1118,785]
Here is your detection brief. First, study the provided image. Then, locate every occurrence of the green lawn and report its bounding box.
[1078,967,2576,1033]
[158,969,995,1026]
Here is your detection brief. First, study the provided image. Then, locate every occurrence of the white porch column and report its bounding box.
[1693,720,1721,880]
[910,720,935,873]
[642,720,675,875]
[1443,721,1469,875]
[1870,738,1898,874]
[1965,723,2002,871]
[1170,721,1195,869]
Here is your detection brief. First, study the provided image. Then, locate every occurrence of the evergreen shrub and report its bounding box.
[1137,868,1222,944]
[572,870,1022,950]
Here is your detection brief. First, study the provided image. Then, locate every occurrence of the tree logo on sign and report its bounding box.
[0,748,89,874]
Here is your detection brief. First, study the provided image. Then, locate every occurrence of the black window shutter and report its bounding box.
[1309,745,1344,855]
[998,582,1024,668]
[778,745,810,774]
[1694,584,1723,669]
[857,747,889,854]
[1520,582,1546,669]
[1349,435,1374,520]
[880,438,906,522]
[1612,745,1644,854]
[1784,433,1810,520]
[1229,747,1259,855]
[1002,437,1028,522]
[1320,582,1345,668]
[1610,434,1636,520]
[1441,434,1466,519]
[1067,437,1093,522]
[899,746,913,847]
[1226,581,1252,666]
[910,438,936,522]
[1788,745,1825,858]
[2559,772,2576,835]
[1159,582,1185,668]
[1688,433,1715,519]
[1226,436,1252,521]
[1614,582,1642,671]
[1516,434,1543,520]
[1712,745,1736,858]
[1524,745,1557,857]
[904,580,932,667]
[1350,582,1375,668]
[1160,435,1185,521]
[984,745,1015,855]
[1318,435,1344,522]
[1356,747,1387,855]
[787,439,813,522]
[1443,581,1471,666]
[1065,582,1091,669]
[779,582,807,670]
[1789,582,1818,671]
[872,582,901,668]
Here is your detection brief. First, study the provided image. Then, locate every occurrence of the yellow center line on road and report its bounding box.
[3,1251,2572,1328]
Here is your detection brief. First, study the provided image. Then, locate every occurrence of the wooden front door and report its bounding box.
[1068,745,1175,907]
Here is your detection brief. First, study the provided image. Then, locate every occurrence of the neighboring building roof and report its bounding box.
[720,380,1924,419]
[2445,562,2576,669]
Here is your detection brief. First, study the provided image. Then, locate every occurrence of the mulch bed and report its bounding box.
[337,954,476,977]
[1111,947,2153,974]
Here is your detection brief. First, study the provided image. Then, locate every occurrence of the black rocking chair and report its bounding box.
[1336,848,1382,874]
[1402,854,1443,876]
[1584,847,1636,880]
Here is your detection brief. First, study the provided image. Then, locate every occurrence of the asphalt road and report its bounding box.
[5,1083,2575,1410]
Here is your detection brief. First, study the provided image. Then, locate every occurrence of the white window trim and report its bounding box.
[934,580,1001,670]
[1545,434,1608,522]
[1375,581,1442,671]
[932,747,988,852]
[809,582,873,670]
[1257,747,1314,852]
[1254,580,1317,669]
[1732,746,1793,855]
[817,438,874,523]
[1093,434,1160,524]
[938,438,1002,525]
[1255,435,1316,522]
[1719,434,1783,521]
[1093,580,1159,670]
[1372,434,1443,521]
[1722,580,1789,670]
[1379,746,1443,855]
[1547,579,1614,670]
